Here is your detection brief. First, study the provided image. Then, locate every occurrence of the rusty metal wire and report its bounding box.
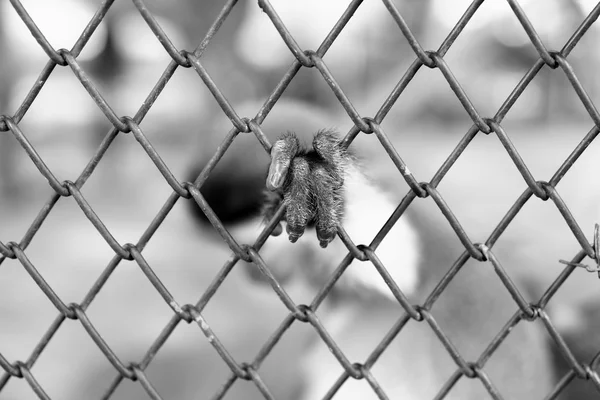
[1,0,600,399]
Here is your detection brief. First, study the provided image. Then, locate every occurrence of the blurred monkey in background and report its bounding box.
[187,99,564,399]
[183,2,600,397]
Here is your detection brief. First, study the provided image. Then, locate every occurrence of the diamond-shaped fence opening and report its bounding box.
[1,0,600,399]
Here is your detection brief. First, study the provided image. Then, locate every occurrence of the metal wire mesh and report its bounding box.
[1,0,600,399]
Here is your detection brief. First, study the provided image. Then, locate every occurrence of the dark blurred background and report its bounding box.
[1,0,600,399]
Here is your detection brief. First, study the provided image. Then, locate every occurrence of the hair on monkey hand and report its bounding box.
[263,130,351,248]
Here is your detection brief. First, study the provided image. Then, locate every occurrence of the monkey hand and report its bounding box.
[263,130,348,248]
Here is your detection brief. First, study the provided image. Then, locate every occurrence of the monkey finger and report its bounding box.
[312,130,342,164]
[316,226,337,248]
[313,130,346,185]
[286,222,304,243]
[266,133,300,191]
[284,156,313,243]
[266,153,290,191]
[312,165,344,248]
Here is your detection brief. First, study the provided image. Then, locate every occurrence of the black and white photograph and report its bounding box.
[0,0,600,399]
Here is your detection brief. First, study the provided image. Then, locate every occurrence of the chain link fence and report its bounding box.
[1,0,600,399]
